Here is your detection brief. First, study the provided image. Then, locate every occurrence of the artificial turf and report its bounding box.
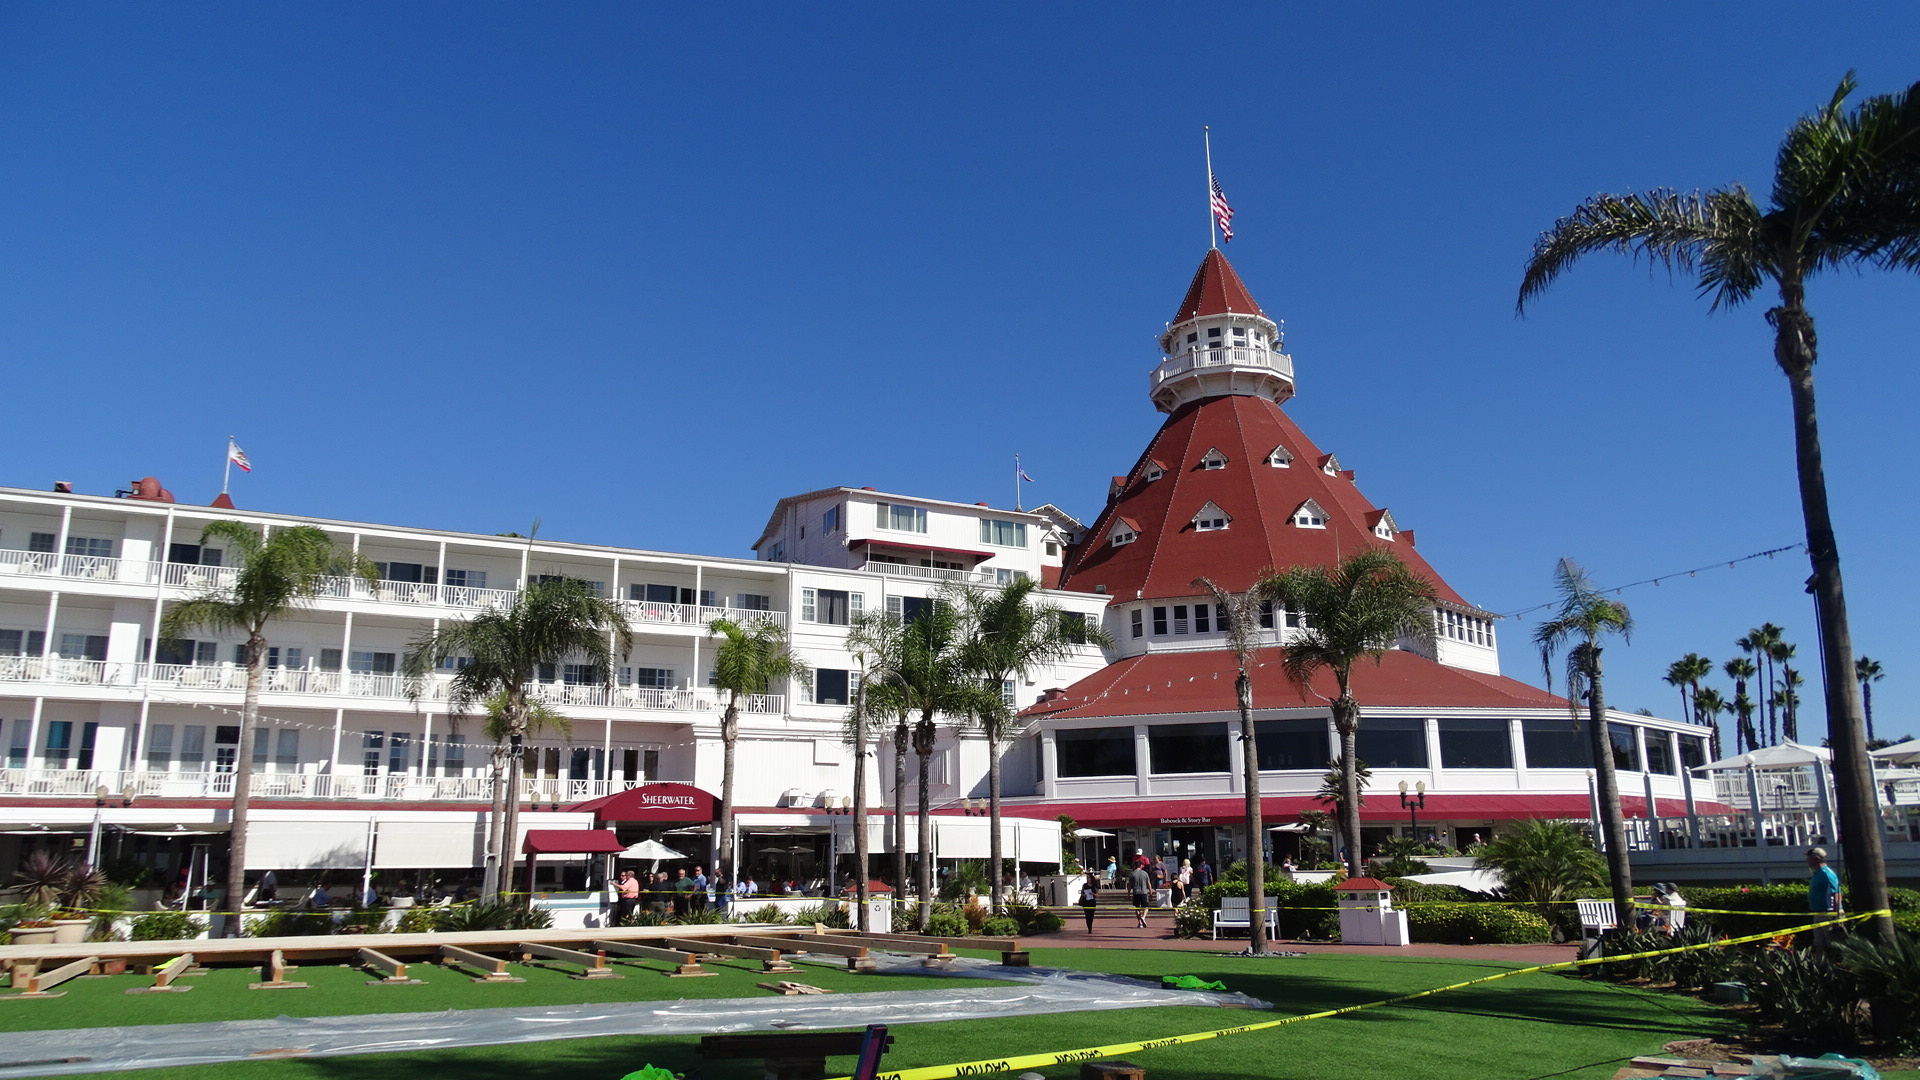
[1,943,1801,1080]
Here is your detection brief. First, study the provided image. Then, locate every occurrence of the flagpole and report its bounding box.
[222,436,234,496]
[1205,126,1217,250]
[1014,454,1023,512]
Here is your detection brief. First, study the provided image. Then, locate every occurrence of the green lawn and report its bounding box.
[0,944,1788,1080]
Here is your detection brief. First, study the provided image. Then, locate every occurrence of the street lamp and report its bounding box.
[1398,780,1426,840]
[86,784,135,868]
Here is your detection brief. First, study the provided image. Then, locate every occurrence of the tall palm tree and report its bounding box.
[1664,657,1699,728]
[403,577,632,903]
[161,521,375,935]
[1774,665,1806,743]
[1693,687,1729,760]
[1736,630,1772,745]
[844,611,906,932]
[1724,657,1760,753]
[1519,74,1918,937]
[708,617,810,886]
[1746,625,1787,746]
[1193,577,1276,957]
[894,595,978,930]
[1533,558,1635,928]
[1261,548,1437,879]
[1855,656,1885,742]
[958,579,1110,911]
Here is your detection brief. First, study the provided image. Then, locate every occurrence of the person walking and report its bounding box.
[1103,855,1117,886]
[1079,872,1100,933]
[1806,847,1844,951]
[615,870,640,925]
[1173,860,1192,906]
[1129,863,1152,929]
[691,866,709,912]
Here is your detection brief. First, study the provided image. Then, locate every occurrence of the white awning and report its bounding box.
[374,821,484,869]
[245,819,370,871]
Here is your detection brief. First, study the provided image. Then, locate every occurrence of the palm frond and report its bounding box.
[1518,188,1760,313]
[1260,547,1438,695]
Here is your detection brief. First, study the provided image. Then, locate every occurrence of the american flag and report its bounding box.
[1210,173,1235,242]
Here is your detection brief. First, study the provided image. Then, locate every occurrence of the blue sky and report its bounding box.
[2,4,1915,742]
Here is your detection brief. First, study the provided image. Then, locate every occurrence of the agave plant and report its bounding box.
[1836,930,1920,1051]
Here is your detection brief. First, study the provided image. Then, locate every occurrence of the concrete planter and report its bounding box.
[51,918,91,944]
[8,925,56,946]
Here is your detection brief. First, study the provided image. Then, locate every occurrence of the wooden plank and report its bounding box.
[516,942,620,980]
[660,937,795,972]
[439,944,520,982]
[356,948,417,984]
[843,932,1015,953]
[21,956,98,995]
[249,949,308,990]
[732,935,876,972]
[591,940,711,977]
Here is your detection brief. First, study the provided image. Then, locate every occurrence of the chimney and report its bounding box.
[52,481,73,494]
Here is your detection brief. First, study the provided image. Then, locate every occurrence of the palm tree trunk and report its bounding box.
[1334,694,1362,879]
[1775,295,1889,938]
[892,720,908,918]
[1237,669,1268,955]
[1863,681,1875,743]
[1582,644,1634,927]
[224,631,266,937]
[719,699,739,881]
[914,713,935,932]
[852,725,870,933]
[483,746,509,901]
[987,730,1003,913]
[503,725,525,904]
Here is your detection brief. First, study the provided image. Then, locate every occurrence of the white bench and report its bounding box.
[1576,898,1616,957]
[1211,896,1279,940]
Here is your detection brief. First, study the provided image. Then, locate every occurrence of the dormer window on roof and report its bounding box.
[1370,509,1399,541]
[1192,501,1231,532]
[1141,461,1165,483]
[1266,446,1293,468]
[1320,454,1342,477]
[1291,499,1328,529]
[1107,518,1140,547]
[1200,448,1228,471]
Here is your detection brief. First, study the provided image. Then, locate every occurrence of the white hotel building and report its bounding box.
[0,248,1725,895]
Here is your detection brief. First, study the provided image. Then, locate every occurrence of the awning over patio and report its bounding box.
[568,782,719,823]
[522,829,628,856]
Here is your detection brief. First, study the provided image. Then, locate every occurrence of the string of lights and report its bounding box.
[1493,541,1806,621]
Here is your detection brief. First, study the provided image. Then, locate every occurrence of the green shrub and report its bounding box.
[1171,902,1212,939]
[433,902,552,933]
[1406,902,1551,945]
[1001,902,1061,935]
[130,910,207,942]
[1681,885,1833,938]
[790,903,850,929]
[507,905,554,930]
[1740,946,1862,1047]
[1380,877,1471,905]
[1663,925,1742,990]
[742,904,791,924]
[980,915,1020,938]
[925,908,970,938]
[394,907,439,934]
[671,908,726,925]
[1835,929,1920,1053]
[337,907,390,933]
[624,908,668,926]
[245,910,333,937]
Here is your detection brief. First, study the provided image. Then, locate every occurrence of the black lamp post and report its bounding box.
[1398,780,1426,839]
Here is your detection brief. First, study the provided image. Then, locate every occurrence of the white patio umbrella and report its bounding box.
[1698,740,1831,771]
[1870,738,1920,767]
[622,839,690,874]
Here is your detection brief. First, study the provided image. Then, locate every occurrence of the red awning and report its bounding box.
[523,829,628,856]
[849,538,995,561]
[569,782,720,823]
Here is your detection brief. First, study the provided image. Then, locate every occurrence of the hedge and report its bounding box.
[1681,885,1920,939]
[1406,902,1552,945]
[1197,880,1339,939]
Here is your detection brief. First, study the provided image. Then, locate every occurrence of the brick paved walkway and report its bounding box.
[1036,910,1579,966]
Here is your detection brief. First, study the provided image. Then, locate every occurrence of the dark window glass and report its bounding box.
[1678,736,1708,770]
[1148,723,1229,774]
[898,596,929,623]
[1645,731,1675,775]
[1438,718,1512,769]
[1521,719,1588,769]
[818,589,851,625]
[1609,723,1642,772]
[154,638,197,666]
[815,668,850,706]
[1355,717,1427,768]
[1152,607,1168,635]
[1061,612,1091,644]
[1254,718,1330,771]
[1194,605,1211,633]
[1056,727,1136,778]
[1259,600,1275,629]
[1130,610,1143,638]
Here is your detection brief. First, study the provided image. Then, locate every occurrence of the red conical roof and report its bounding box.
[1057,394,1470,606]
[1171,249,1265,323]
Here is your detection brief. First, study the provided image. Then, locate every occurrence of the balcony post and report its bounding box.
[53,505,72,573]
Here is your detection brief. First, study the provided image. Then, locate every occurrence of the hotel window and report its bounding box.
[1152,607,1169,635]
[562,663,606,685]
[767,542,786,562]
[886,595,931,622]
[28,532,56,553]
[64,536,113,559]
[377,561,436,584]
[350,651,397,675]
[1200,449,1228,470]
[252,727,270,768]
[178,726,206,769]
[1193,502,1229,531]
[1267,446,1292,468]
[735,592,772,611]
[1149,723,1230,774]
[146,724,174,769]
[1194,604,1212,634]
[389,733,413,776]
[1000,680,1017,707]
[0,630,46,656]
[446,735,467,775]
[980,519,1028,547]
[1255,718,1331,770]
[319,648,343,672]
[1678,736,1708,771]
[815,668,851,706]
[57,634,108,662]
[630,667,673,689]
[1207,327,1222,344]
[1609,723,1642,772]
[167,543,224,566]
[1142,464,1164,482]
[1438,718,1512,769]
[1109,526,1136,547]
[1055,727,1137,778]
[801,588,860,625]
[1520,719,1586,769]
[1292,501,1327,528]
[1645,731,1675,775]
[44,721,72,769]
[1130,609,1143,638]
[994,568,1030,585]
[1259,600,1275,629]
[1061,611,1092,644]
[1045,540,1060,557]
[267,647,304,670]
[877,503,928,533]
[823,505,841,534]
[7,719,28,768]
[1171,605,1190,634]
[443,568,486,590]
[362,731,384,776]
[1355,717,1428,768]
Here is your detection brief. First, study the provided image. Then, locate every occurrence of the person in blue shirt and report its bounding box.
[1806,846,1843,950]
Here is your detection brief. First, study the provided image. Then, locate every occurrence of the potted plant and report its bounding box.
[6,902,56,946]
[12,852,105,944]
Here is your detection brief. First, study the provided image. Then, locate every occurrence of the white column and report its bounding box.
[1132,724,1151,796]
[40,591,60,658]
[1509,719,1530,787]
[1423,717,1442,775]
[26,698,45,772]
[435,540,448,602]
[330,709,345,776]
[133,699,151,773]
[1225,717,1245,794]
[1039,730,1057,797]
[421,713,433,776]
[53,505,73,570]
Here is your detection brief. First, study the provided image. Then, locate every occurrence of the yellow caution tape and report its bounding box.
[833,909,1887,1080]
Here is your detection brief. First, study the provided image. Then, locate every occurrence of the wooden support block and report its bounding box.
[127,953,198,993]
[517,941,621,980]
[8,963,37,991]
[757,980,833,995]
[10,956,98,996]
[356,948,418,984]
[843,931,1010,954]
[250,949,309,990]
[1080,1061,1145,1080]
[1001,950,1031,967]
[439,945,522,983]
[660,937,794,972]
[593,940,712,977]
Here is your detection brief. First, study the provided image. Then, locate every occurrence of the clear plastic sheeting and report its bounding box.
[0,955,1266,1077]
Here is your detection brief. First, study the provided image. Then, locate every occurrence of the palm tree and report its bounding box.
[1768,640,1801,742]
[1473,818,1606,938]
[958,579,1111,911]
[1724,657,1760,753]
[1519,74,1918,938]
[1262,548,1437,879]
[708,617,810,887]
[403,577,632,903]
[1693,687,1729,759]
[844,611,906,932]
[1736,630,1773,745]
[161,521,375,935]
[1743,625,1787,746]
[894,595,978,930]
[1533,558,1635,927]
[1856,656,1885,742]
[1193,577,1276,956]
[1315,757,1371,819]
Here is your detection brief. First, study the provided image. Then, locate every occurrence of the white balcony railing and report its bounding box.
[0,768,669,804]
[0,549,59,576]
[1151,344,1294,388]
[856,561,1001,585]
[0,656,144,687]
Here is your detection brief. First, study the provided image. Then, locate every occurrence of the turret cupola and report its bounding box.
[1150,249,1294,414]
